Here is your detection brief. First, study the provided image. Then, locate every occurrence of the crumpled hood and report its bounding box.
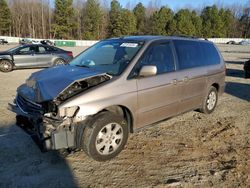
[17,65,108,102]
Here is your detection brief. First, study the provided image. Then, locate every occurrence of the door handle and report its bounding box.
[172,79,177,85]
[182,76,189,82]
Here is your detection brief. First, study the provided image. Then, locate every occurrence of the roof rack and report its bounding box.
[173,35,209,41]
[173,34,199,39]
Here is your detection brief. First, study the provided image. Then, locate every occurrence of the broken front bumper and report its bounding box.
[8,102,76,151]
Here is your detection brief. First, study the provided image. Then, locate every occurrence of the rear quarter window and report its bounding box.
[47,46,58,52]
[200,42,221,65]
[173,40,221,70]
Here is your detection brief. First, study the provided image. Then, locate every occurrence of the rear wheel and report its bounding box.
[82,111,128,161]
[0,60,13,72]
[54,58,66,66]
[200,86,218,114]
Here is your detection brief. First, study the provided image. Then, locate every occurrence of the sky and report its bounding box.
[118,0,249,10]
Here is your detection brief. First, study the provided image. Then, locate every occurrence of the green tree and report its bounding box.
[108,0,122,37]
[174,9,196,36]
[52,0,75,39]
[0,0,11,35]
[219,8,236,37]
[133,2,146,34]
[120,9,136,35]
[150,7,175,35]
[108,0,136,37]
[201,5,224,38]
[83,0,103,40]
[191,11,202,37]
[174,9,202,37]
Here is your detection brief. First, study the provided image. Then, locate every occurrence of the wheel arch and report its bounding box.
[0,57,13,63]
[211,83,219,92]
[104,105,134,133]
[75,105,134,149]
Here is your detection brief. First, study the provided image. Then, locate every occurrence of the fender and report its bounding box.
[0,54,13,62]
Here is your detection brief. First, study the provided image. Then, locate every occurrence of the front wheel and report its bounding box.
[200,86,218,114]
[0,60,13,72]
[82,111,128,161]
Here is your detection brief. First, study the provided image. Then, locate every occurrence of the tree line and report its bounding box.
[0,0,250,40]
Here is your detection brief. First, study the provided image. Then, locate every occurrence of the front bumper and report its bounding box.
[8,102,76,151]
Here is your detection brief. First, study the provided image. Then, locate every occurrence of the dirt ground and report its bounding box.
[0,44,249,188]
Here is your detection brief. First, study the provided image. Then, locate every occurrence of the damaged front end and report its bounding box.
[8,66,111,151]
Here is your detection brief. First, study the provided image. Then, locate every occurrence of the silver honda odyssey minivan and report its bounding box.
[9,36,225,161]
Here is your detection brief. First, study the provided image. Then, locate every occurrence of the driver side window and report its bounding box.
[17,46,37,54]
[18,47,30,54]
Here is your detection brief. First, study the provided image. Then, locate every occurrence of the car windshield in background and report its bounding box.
[7,46,21,52]
[70,40,144,75]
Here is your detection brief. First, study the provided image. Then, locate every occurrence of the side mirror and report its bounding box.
[139,65,157,77]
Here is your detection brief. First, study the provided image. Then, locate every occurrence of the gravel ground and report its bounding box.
[0,44,249,188]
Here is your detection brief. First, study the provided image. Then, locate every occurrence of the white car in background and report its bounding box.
[239,40,250,45]
[20,38,40,45]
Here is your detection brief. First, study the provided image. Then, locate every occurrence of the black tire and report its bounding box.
[54,58,66,66]
[200,86,218,114]
[0,60,13,72]
[82,111,128,161]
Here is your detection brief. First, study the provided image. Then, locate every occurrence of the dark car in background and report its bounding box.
[244,60,250,78]
[226,40,237,45]
[0,39,8,45]
[0,44,73,72]
[40,40,54,46]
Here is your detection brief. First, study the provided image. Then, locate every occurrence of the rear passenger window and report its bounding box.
[200,42,220,65]
[38,46,46,53]
[173,40,203,70]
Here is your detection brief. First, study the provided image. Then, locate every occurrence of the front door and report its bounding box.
[13,46,37,68]
[135,41,181,128]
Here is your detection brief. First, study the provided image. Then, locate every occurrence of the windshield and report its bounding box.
[7,46,22,52]
[70,40,144,75]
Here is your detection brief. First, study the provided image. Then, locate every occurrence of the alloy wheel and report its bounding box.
[95,123,123,155]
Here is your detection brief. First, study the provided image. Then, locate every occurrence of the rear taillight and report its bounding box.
[67,52,73,58]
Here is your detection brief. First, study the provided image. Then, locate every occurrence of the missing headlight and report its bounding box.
[41,101,58,114]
